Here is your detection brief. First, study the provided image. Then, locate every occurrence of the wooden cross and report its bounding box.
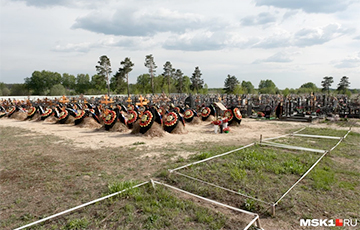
[101,94,114,105]
[71,97,77,103]
[136,95,146,107]
[127,96,132,107]
[59,95,69,104]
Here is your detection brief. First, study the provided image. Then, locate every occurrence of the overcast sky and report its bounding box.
[1,0,359,89]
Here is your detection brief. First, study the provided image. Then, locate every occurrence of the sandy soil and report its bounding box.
[1,117,358,156]
[0,117,305,148]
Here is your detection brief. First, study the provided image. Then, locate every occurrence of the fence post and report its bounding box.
[271,204,276,217]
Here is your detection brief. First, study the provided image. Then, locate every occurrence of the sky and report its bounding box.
[0,0,360,89]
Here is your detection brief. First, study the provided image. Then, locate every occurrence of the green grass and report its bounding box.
[30,183,248,230]
[1,124,359,230]
[161,126,360,224]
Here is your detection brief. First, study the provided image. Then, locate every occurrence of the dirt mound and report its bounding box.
[188,117,202,125]
[171,123,187,134]
[77,117,102,129]
[131,121,165,137]
[11,112,27,121]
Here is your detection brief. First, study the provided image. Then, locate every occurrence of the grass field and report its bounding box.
[1,124,359,229]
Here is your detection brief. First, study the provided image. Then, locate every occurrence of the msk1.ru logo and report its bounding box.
[300,219,357,227]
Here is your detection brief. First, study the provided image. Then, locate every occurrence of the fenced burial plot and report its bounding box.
[12,181,258,230]
[166,145,324,215]
[165,127,354,217]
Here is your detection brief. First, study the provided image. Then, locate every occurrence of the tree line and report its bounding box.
[223,75,355,96]
[0,55,208,96]
[0,54,357,96]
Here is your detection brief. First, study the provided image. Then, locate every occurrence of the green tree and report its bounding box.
[321,76,334,95]
[62,73,76,90]
[183,76,191,93]
[120,57,134,97]
[144,54,157,95]
[337,76,350,94]
[298,82,318,94]
[190,66,204,93]
[0,82,10,96]
[174,69,185,93]
[162,61,174,94]
[224,74,239,94]
[241,81,255,94]
[43,71,62,90]
[234,84,244,95]
[136,74,151,94]
[10,84,28,96]
[91,74,107,93]
[75,74,91,94]
[153,75,164,93]
[199,83,209,94]
[283,88,290,97]
[25,70,61,95]
[96,55,112,95]
[110,69,127,94]
[258,79,277,94]
[50,84,66,96]
[1,87,10,96]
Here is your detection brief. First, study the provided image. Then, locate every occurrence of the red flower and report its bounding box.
[212,120,221,125]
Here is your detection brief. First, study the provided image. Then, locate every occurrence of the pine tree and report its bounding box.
[224,74,239,94]
[144,54,157,95]
[337,76,350,94]
[174,69,184,93]
[163,61,174,94]
[95,55,112,95]
[190,66,204,93]
[321,76,334,95]
[119,57,134,97]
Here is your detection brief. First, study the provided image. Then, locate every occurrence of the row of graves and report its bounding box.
[0,93,243,136]
[237,93,360,122]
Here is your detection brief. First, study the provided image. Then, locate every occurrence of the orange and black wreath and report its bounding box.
[74,110,86,125]
[41,108,53,120]
[139,110,154,134]
[127,110,138,129]
[7,106,17,118]
[89,109,101,124]
[104,110,117,130]
[184,109,195,122]
[27,106,37,118]
[164,112,179,133]
[58,110,69,124]
[224,109,234,122]
[233,107,242,124]
[201,107,211,121]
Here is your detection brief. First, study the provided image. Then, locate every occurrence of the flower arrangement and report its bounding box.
[164,112,178,127]
[139,110,153,127]
[223,127,230,133]
[257,112,265,117]
[224,109,234,121]
[212,120,221,125]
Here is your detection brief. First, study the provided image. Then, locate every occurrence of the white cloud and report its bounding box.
[253,51,295,63]
[334,53,360,68]
[240,12,277,26]
[72,7,218,37]
[254,0,352,13]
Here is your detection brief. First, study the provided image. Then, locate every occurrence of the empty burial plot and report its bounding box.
[261,128,348,152]
[166,145,324,214]
[12,181,258,230]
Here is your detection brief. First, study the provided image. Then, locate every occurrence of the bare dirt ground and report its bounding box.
[1,117,358,154]
[0,118,306,150]
[1,117,359,230]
